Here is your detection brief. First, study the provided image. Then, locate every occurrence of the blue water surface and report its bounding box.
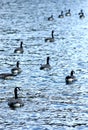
[0,0,88,130]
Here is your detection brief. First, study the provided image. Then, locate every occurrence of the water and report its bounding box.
[0,0,88,129]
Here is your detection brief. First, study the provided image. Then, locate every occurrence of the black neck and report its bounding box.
[61,11,63,15]
[68,9,70,13]
[20,42,23,48]
[81,10,83,13]
[17,61,19,68]
[71,71,74,76]
[51,31,54,38]
[47,57,49,64]
[14,87,20,99]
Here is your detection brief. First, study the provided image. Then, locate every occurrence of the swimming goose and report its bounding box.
[65,9,71,16]
[65,70,76,84]
[11,61,22,76]
[45,30,54,42]
[48,15,54,21]
[14,41,24,53]
[78,9,85,19]
[8,87,24,108]
[58,11,64,18]
[40,56,51,70]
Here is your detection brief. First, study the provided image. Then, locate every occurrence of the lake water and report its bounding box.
[0,0,88,130]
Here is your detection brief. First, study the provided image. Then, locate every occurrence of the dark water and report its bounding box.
[0,0,88,129]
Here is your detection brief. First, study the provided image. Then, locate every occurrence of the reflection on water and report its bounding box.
[0,0,88,130]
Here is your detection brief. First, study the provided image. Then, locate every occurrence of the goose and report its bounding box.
[40,56,51,70]
[14,41,24,53]
[45,30,54,42]
[78,9,85,19]
[78,9,83,16]
[11,61,22,76]
[8,87,24,108]
[58,11,64,18]
[65,9,71,16]
[48,15,54,21]
[65,70,76,84]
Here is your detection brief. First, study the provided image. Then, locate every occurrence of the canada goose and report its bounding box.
[48,15,54,21]
[45,30,54,42]
[8,87,24,108]
[65,9,71,16]
[11,61,22,76]
[65,70,76,84]
[58,11,64,18]
[40,57,51,70]
[78,9,85,19]
[14,41,24,53]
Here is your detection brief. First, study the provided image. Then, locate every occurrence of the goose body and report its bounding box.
[14,41,24,53]
[0,73,14,80]
[65,70,76,84]
[40,57,51,70]
[11,61,21,76]
[79,13,85,19]
[45,30,54,42]
[8,87,24,108]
